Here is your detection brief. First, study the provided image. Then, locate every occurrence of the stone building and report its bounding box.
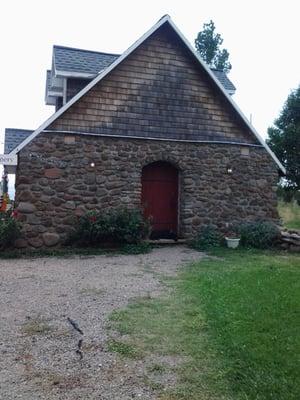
[4,15,285,248]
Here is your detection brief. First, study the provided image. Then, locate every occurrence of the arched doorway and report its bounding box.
[141,161,179,239]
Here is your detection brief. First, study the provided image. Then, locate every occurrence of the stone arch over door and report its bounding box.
[141,161,179,239]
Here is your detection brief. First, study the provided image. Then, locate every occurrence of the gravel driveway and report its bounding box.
[0,246,203,399]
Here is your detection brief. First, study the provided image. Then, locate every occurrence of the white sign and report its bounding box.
[0,154,18,166]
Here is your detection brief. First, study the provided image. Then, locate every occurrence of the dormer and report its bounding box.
[45,46,119,111]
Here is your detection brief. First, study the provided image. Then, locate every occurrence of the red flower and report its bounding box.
[89,215,96,222]
[12,209,19,219]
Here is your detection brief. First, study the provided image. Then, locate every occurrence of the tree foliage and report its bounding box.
[195,20,232,72]
[267,85,300,192]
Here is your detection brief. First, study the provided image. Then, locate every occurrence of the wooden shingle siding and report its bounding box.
[49,25,257,144]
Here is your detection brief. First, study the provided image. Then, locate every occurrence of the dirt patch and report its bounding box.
[0,246,204,399]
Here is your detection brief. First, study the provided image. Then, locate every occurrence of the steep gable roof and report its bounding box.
[9,15,285,174]
[4,129,33,154]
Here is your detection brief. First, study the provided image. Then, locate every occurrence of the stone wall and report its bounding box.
[280,229,300,252]
[14,132,279,248]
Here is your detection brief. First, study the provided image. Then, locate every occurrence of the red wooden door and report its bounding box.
[141,162,178,239]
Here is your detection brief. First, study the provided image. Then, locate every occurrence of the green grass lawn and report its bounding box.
[278,200,300,230]
[108,249,300,400]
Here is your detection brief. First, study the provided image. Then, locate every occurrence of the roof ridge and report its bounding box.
[53,45,120,57]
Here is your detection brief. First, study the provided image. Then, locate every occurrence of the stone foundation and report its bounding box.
[280,229,300,252]
[14,132,279,248]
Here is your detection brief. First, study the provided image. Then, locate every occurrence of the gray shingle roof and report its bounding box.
[4,129,33,154]
[54,45,119,75]
[52,46,235,92]
[211,69,236,93]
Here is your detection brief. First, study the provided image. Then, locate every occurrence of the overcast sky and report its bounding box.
[1,0,299,154]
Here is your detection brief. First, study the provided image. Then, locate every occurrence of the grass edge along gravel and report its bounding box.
[107,248,300,400]
[0,242,151,259]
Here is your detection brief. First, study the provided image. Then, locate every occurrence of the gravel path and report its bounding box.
[0,246,204,399]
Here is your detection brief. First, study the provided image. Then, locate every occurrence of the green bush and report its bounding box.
[191,225,223,250]
[238,221,281,249]
[0,212,21,250]
[69,208,151,247]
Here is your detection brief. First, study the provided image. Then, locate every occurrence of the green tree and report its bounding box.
[195,20,232,72]
[267,85,300,195]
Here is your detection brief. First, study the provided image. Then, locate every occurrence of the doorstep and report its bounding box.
[146,238,187,245]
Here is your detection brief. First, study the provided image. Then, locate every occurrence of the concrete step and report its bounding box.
[147,238,187,245]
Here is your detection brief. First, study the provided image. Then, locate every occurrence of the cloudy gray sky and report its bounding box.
[1,0,299,154]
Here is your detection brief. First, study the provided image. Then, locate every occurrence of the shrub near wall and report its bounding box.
[191,221,281,251]
[0,212,20,250]
[238,221,281,249]
[69,208,150,247]
[190,225,223,250]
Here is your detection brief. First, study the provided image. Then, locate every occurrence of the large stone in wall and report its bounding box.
[42,232,60,247]
[44,168,62,179]
[18,190,33,202]
[18,176,30,184]
[64,201,76,210]
[18,202,36,213]
[28,237,43,248]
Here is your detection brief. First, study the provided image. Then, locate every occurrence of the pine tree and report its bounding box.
[195,20,232,73]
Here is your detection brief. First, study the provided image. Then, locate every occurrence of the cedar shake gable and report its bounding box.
[48,24,253,144]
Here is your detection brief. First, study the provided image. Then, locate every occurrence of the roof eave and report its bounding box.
[55,70,97,79]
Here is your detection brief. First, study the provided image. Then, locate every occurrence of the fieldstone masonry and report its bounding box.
[14,132,279,248]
